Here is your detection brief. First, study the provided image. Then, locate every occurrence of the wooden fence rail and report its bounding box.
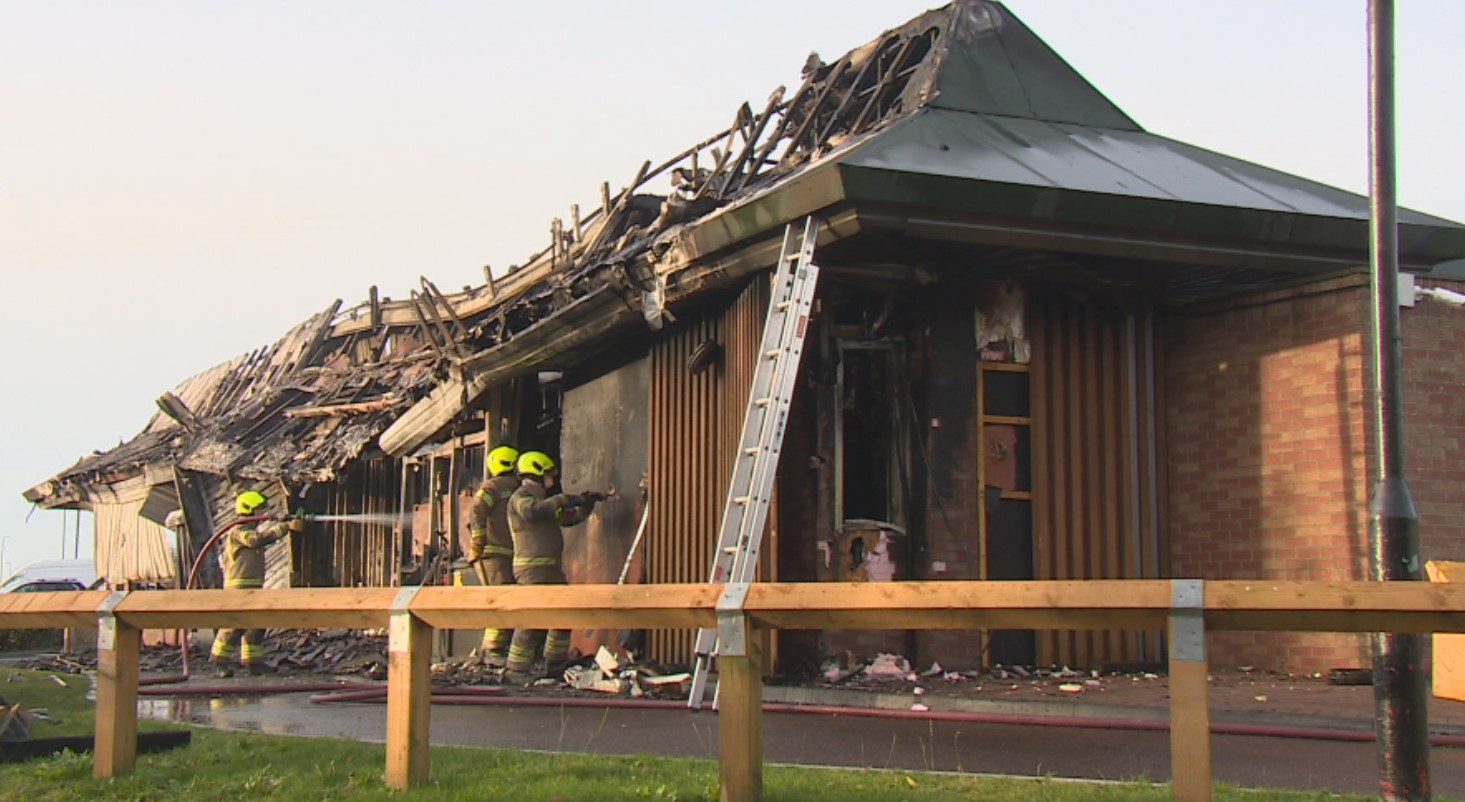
[3,579,1463,802]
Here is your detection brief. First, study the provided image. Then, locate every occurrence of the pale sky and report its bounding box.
[2,1,1462,578]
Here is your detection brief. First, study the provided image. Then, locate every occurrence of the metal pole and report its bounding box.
[1366,1,1430,799]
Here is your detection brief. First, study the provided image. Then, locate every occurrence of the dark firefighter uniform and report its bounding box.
[469,473,520,662]
[210,518,294,675]
[504,481,595,677]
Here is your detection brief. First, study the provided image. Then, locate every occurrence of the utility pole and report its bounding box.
[1366,1,1430,799]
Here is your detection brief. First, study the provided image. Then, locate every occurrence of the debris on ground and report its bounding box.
[11,635,1369,714]
[779,651,1388,715]
[0,696,32,742]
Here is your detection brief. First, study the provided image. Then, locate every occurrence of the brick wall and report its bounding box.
[1166,276,1371,673]
[1404,278,1465,561]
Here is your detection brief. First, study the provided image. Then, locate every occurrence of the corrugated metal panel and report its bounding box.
[1029,289,1164,668]
[93,499,177,585]
[646,278,767,664]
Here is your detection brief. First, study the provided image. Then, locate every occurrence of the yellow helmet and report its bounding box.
[516,451,556,477]
[487,445,520,477]
[235,490,267,515]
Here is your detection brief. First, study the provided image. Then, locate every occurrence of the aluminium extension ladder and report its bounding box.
[687,216,821,709]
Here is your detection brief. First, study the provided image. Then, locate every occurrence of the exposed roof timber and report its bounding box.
[380,209,867,457]
[379,288,641,456]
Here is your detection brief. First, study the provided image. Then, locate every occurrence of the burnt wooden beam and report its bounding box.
[716,88,785,197]
[419,277,468,341]
[284,396,404,419]
[779,58,852,167]
[580,160,651,257]
[154,392,200,432]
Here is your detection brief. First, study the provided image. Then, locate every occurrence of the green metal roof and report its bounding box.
[928,1,1140,131]
[673,0,1465,274]
[833,108,1465,270]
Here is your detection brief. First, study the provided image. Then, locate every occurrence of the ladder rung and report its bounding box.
[734,496,750,505]
[754,398,771,407]
[765,348,782,358]
[744,447,760,456]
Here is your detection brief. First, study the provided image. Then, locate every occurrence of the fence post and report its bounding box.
[386,586,430,789]
[715,582,761,802]
[94,591,139,778]
[1169,579,1212,802]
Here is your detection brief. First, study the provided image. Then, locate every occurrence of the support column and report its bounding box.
[386,586,430,789]
[716,583,761,802]
[94,592,139,778]
[1168,580,1212,802]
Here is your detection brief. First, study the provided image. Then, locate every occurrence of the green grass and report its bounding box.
[2,667,95,737]
[1,667,177,737]
[0,669,1423,801]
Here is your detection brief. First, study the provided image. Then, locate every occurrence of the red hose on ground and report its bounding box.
[140,681,381,697]
[304,690,1465,747]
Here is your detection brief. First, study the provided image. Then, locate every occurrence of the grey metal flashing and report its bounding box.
[96,590,128,650]
[1169,579,1205,663]
[389,585,424,652]
[391,585,421,615]
[716,582,752,657]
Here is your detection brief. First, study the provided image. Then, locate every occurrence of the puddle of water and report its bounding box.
[138,692,307,736]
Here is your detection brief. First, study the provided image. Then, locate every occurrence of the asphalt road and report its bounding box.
[143,694,1465,796]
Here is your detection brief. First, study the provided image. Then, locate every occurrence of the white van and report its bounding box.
[0,559,99,593]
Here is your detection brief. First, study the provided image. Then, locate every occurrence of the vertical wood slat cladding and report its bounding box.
[306,458,400,589]
[647,278,767,663]
[1030,290,1163,668]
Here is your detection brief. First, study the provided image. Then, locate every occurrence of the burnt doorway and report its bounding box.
[835,341,910,530]
[980,362,1035,666]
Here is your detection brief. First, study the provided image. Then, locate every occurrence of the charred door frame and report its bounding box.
[831,339,912,534]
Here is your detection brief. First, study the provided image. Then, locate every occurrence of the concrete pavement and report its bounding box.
[135,677,1465,796]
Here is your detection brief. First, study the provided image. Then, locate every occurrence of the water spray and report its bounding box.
[303,513,409,526]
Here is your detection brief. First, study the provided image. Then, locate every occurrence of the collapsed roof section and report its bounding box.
[24,0,1465,506]
[24,1,967,504]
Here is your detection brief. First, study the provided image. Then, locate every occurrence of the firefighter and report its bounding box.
[468,444,520,666]
[210,490,302,677]
[504,451,604,682]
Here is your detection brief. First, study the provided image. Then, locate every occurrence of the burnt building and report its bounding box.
[25,1,1465,674]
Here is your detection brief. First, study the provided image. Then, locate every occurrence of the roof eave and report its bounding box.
[837,163,1465,273]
